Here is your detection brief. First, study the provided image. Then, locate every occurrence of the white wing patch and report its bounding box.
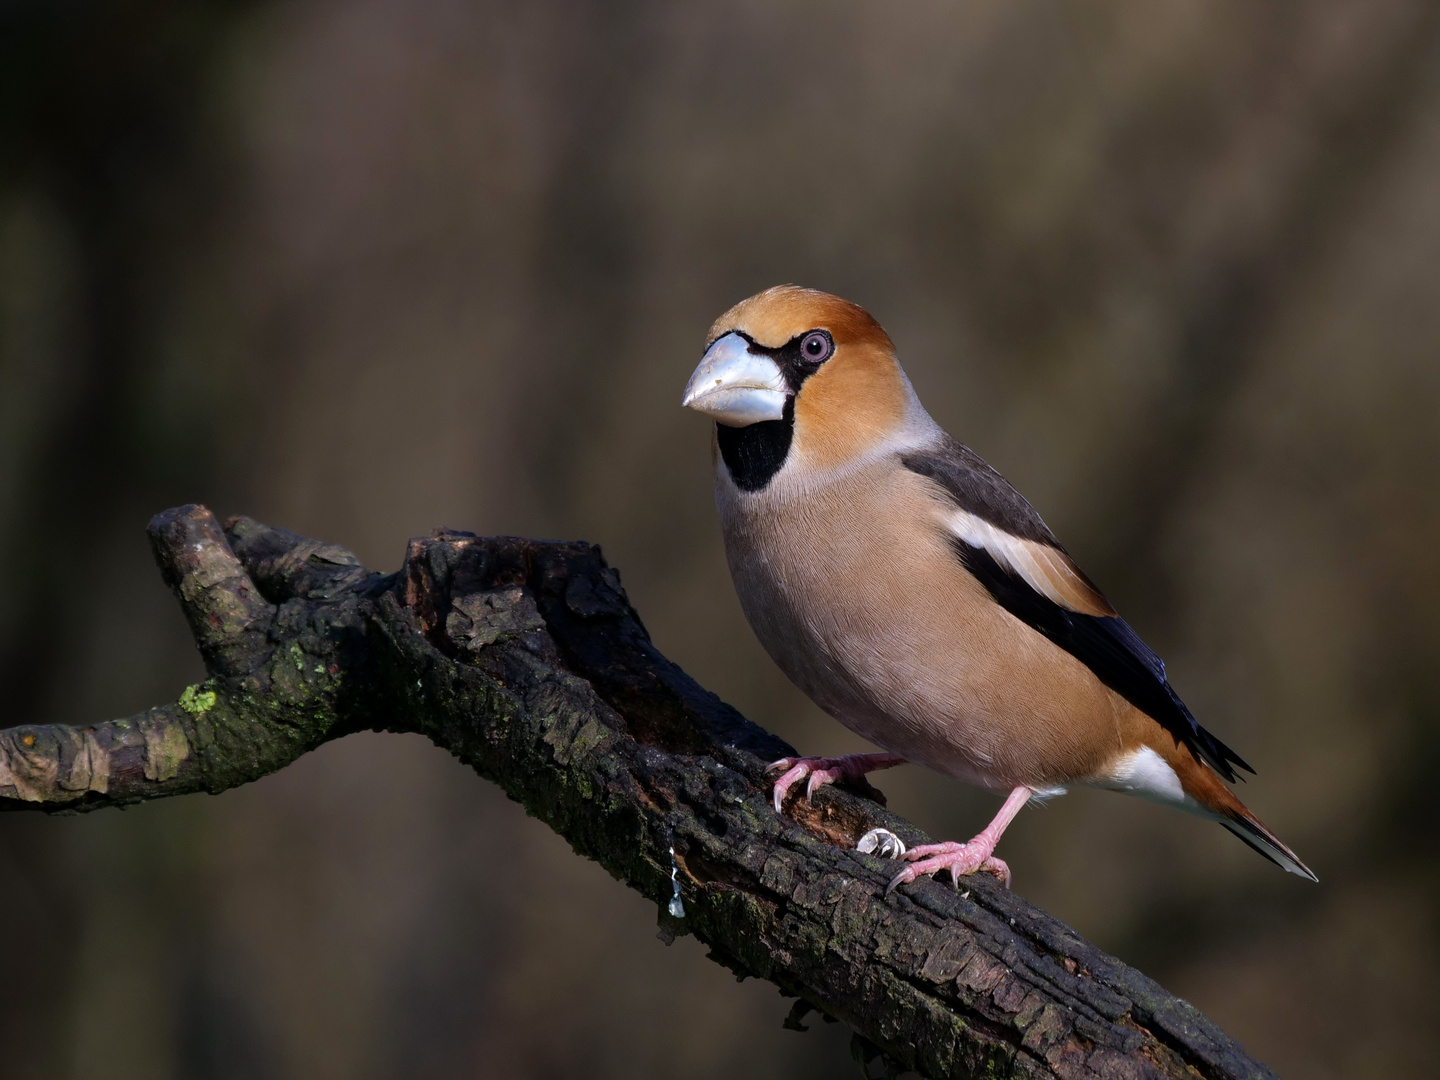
[944,509,1116,618]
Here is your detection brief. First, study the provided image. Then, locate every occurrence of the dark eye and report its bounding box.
[800,331,832,363]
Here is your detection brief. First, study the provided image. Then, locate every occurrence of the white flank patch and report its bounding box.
[1098,746,1186,805]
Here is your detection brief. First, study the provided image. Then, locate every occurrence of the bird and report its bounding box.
[681,284,1316,891]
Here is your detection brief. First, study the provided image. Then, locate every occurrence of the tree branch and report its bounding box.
[0,505,1276,1080]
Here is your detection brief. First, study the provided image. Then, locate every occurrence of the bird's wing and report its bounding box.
[901,437,1253,782]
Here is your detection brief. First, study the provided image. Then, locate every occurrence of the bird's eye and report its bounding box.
[800,331,832,363]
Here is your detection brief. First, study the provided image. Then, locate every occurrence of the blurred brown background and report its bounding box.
[3,0,1439,1077]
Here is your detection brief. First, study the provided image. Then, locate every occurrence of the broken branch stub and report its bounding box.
[0,506,1276,1080]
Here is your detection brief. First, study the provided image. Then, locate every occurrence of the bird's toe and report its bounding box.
[886,841,1009,892]
[805,767,840,800]
[769,761,811,812]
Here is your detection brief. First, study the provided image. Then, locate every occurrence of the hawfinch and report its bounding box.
[682,285,1315,889]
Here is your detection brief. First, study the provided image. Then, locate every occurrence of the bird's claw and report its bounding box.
[766,756,849,812]
[884,841,1011,894]
[766,753,904,812]
[767,758,818,812]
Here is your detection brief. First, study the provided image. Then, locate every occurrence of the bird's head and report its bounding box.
[682,285,929,490]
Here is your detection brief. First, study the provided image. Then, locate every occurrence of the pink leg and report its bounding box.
[766,753,907,812]
[887,786,1032,893]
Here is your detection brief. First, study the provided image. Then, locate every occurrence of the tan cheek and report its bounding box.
[792,350,906,471]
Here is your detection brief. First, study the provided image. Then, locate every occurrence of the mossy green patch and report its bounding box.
[178,684,218,715]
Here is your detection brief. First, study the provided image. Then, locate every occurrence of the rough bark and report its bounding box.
[0,505,1276,1080]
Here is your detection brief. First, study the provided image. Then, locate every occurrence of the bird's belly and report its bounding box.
[721,476,1124,790]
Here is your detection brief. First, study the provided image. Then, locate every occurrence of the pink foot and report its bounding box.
[886,840,1011,893]
[884,786,1033,893]
[765,753,906,812]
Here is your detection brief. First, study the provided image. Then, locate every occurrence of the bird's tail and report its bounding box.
[1172,746,1318,882]
[1217,813,1317,881]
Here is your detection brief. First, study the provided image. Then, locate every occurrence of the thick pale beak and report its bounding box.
[681,332,788,426]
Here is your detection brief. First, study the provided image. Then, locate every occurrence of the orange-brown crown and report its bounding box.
[707,285,893,351]
[709,286,911,472]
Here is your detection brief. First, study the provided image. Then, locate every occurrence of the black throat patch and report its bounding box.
[712,331,829,493]
[717,397,795,492]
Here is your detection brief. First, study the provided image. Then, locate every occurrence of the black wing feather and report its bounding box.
[902,436,1059,545]
[901,437,1253,781]
[954,542,1252,782]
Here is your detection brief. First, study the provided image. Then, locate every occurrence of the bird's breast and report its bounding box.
[716,461,1127,789]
